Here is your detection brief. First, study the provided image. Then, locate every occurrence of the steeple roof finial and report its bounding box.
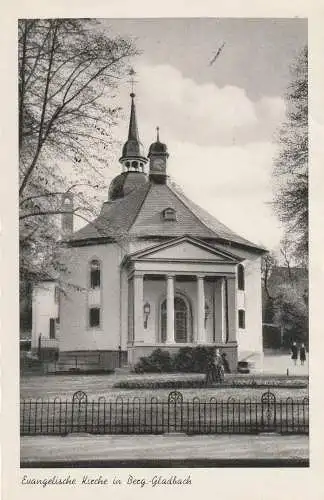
[127,91,139,142]
[126,68,139,142]
[156,126,160,142]
[119,69,148,169]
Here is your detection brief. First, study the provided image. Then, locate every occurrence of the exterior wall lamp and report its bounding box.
[143,302,151,329]
[204,302,210,328]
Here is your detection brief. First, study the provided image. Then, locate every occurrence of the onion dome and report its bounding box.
[148,126,169,156]
[108,171,147,201]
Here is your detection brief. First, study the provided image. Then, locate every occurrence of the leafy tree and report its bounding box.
[273,282,308,347]
[273,46,308,264]
[18,19,137,292]
[261,246,308,349]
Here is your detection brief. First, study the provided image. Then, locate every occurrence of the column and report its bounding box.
[226,276,237,343]
[213,277,226,343]
[220,277,226,343]
[197,275,206,343]
[166,274,175,344]
[133,273,144,343]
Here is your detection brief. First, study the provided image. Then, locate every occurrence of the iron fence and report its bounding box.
[20,389,309,436]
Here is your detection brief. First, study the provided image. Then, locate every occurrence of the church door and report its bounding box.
[161,296,190,343]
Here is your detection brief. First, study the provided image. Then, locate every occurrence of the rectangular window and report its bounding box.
[238,309,245,329]
[89,307,100,328]
[91,268,100,289]
[49,318,56,339]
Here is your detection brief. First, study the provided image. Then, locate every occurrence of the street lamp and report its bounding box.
[143,302,151,329]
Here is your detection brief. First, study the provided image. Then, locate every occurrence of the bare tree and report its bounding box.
[18,19,138,288]
[261,251,277,300]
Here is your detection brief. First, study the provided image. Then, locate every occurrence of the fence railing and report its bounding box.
[20,391,309,435]
[20,389,309,436]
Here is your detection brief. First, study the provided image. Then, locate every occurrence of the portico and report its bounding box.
[124,236,242,371]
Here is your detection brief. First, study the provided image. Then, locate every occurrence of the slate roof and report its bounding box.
[69,180,266,253]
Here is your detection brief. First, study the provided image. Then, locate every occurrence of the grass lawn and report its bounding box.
[20,372,308,401]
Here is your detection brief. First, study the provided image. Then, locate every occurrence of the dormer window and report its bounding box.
[162,207,177,221]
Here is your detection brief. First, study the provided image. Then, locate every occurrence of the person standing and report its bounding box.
[221,352,231,373]
[291,341,298,366]
[214,349,224,383]
[300,343,306,366]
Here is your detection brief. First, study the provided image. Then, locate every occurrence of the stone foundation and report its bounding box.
[56,350,127,371]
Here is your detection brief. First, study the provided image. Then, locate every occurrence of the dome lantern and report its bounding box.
[148,126,169,184]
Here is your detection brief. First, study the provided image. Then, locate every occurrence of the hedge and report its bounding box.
[113,377,307,390]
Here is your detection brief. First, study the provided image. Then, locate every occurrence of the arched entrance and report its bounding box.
[160,295,192,343]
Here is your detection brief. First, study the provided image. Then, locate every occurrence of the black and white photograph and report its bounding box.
[16,16,310,470]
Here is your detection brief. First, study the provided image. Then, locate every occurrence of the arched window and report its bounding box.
[238,264,245,290]
[160,295,192,343]
[90,260,101,289]
[238,309,245,329]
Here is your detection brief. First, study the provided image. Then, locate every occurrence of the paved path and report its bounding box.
[262,354,308,376]
[21,434,308,465]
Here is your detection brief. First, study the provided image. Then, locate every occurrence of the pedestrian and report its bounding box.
[205,356,214,386]
[300,343,306,366]
[291,341,298,366]
[221,352,231,373]
[213,349,224,383]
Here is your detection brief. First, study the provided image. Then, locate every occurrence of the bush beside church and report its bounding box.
[134,346,216,373]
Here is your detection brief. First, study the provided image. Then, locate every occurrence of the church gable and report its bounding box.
[128,236,242,263]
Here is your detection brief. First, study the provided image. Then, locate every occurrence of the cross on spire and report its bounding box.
[128,67,138,96]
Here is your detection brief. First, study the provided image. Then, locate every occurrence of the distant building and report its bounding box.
[32,92,267,371]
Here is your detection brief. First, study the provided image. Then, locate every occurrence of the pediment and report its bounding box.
[128,236,242,264]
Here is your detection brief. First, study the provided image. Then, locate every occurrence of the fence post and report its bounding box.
[38,334,42,359]
[118,345,122,368]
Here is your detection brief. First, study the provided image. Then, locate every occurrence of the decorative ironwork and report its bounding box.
[168,391,183,404]
[20,390,309,436]
[261,389,276,429]
[72,391,88,404]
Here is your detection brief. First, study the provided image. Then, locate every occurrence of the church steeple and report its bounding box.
[119,81,148,172]
[109,79,148,201]
[127,92,140,143]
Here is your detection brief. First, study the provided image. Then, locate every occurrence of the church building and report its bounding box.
[32,92,266,372]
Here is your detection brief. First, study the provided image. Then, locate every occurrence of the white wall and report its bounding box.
[236,256,263,366]
[32,282,58,348]
[55,235,263,361]
[59,243,124,351]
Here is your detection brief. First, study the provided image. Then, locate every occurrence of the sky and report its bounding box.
[97,18,307,251]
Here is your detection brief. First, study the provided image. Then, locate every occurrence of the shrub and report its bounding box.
[134,348,174,373]
[134,346,216,374]
[172,347,194,372]
[173,346,215,373]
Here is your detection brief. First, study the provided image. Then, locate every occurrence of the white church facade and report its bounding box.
[32,92,266,372]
